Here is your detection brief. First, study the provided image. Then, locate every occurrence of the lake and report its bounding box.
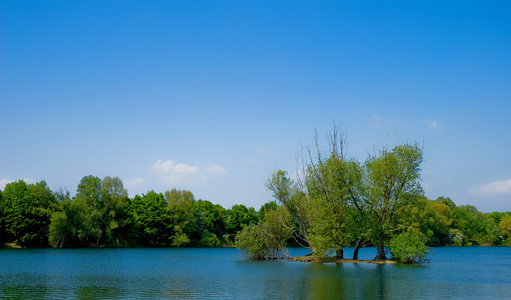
[1,247,510,299]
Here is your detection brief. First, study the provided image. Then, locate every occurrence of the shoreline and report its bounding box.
[290,256,398,264]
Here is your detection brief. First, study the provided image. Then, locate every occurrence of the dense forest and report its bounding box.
[1,132,510,264]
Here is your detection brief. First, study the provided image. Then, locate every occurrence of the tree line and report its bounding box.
[234,129,511,263]
[0,176,260,248]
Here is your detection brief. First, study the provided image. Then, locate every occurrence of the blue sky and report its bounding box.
[1,1,510,212]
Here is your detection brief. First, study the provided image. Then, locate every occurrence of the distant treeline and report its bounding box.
[0,176,261,248]
[0,175,510,250]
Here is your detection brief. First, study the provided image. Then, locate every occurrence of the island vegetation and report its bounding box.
[235,129,511,263]
[1,130,510,264]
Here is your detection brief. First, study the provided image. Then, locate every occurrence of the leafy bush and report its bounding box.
[235,224,266,260]
[235,206,291,260]
[171,232,190,247]
[199,232,221,247]
[390,232,430,264]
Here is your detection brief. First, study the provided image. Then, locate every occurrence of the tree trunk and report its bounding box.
[353,239,361,260]
[335,248,344,259]
[373,244,387,260]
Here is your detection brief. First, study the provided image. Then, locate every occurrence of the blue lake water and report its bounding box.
[1,247,510,299]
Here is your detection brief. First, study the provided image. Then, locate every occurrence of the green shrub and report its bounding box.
[390,232,430,264]
[235,224,266,260]
[199,232,221,247]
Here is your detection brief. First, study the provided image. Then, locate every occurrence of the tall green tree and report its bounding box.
[130,191,170,246]
[362,143,424,260]
[49,196,89,247]
[99,176,132,246]
[1,180,58,247]
[267,171,314,249]
[193,200,225,247]
[225,204,258,241]
[306,154,363,258]
[166,189,197,246]
[49,175,132,247]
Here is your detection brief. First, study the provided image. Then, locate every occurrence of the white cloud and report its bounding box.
[125,177,146,189]
[151,159,175,173]
[173,163,199,175]
[152,159,226,185]
[470,179,511,196]
[0,179,14,190]
[151,159,229,185]
[206,164,227,175]
[152,159,198,175]
[424,118,439,129]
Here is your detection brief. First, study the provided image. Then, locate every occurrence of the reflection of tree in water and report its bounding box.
[300,263,395,299]
[347,264,388,299]
[305,263,347,299]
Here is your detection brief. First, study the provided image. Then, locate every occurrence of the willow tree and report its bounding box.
[363,143,424,260]
[304,143,364,257]
[267,170,315,250]
[267,128,362,258]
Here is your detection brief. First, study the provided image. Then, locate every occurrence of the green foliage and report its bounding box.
[307,155,363,256]
[225,204,258,240]
[267,170,314,249]
[165,188,195,205]
[171,231,191,247]
[199,232,221,247]
[1,180,57,247]
[407,197,452,246]
[390,232,430,264]
[449,205,486,245]
[48,198,87,247]
[48,176,132,247]
[500,214,511,245]
[266,135,426,260]
[258,200,278,221]
[194,200,226,243]
[166,191,197,246]
[235,224,266,260]
[2,162,509,256]
[363,143,424,259]
[130,191,170,247]
[235,204,291,260]
[260,206,291,258]
[436,197,457,210]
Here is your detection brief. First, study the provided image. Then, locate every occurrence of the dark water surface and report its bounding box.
[1,247,510,299]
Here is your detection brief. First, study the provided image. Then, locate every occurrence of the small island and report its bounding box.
[290,256,397,264]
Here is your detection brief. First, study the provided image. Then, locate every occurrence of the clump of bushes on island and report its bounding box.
[234,128,511,264]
